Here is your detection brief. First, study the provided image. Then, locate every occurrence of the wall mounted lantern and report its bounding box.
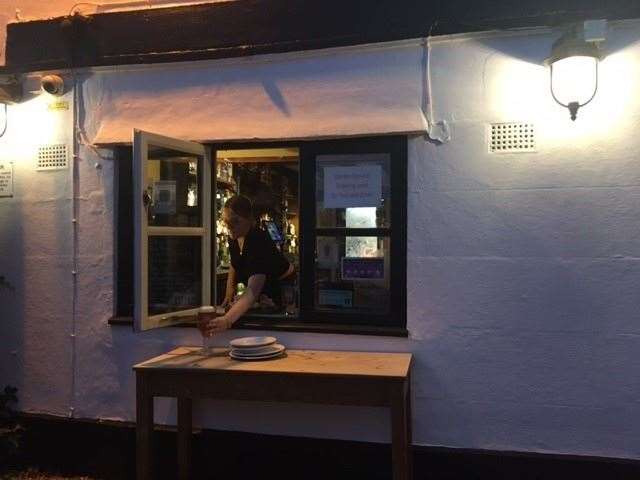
[546,21,606,121]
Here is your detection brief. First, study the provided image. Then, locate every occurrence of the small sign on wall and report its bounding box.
[0,162,13,197]
[48,100,70,111]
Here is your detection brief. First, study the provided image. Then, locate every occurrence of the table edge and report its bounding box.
[132,349,413,380]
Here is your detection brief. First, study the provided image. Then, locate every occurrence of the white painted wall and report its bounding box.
[1,20,640,460]
[0,79,75,415]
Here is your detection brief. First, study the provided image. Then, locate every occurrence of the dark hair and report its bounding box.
[224,195,253,220]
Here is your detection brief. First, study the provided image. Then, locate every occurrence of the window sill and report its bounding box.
[107,316,408,337]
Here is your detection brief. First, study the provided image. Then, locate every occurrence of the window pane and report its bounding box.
[214,147,301,318]
[315,236,390,314]
[148,236,201,316]
[316,154,391,228]
[146,145,202,227]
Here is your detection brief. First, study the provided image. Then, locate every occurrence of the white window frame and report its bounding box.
[133,129,212,331]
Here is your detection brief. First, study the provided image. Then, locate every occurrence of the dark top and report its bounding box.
[229,227,290,306]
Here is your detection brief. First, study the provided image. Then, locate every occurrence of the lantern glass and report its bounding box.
[551,55,598,107]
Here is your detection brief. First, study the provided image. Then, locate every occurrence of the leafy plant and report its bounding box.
[0,385,23,464]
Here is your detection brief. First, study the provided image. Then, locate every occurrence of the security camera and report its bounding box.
[41,75,65,96]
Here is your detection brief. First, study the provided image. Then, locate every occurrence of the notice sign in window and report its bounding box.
[0,162,13,197]
[153,180,177,215]
[342,257,384,280]
[324,165,382,209]
[318,289,353,308]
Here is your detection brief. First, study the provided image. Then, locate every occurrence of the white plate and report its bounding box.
[230,336,277,349]
[230,344,285,361]
[231,344,285,358]
[230,350,285,361]
[230,344,278,355]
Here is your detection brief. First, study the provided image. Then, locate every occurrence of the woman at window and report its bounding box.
[201,195,294,337]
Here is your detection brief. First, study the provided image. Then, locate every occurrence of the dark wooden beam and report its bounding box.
[4,0,640,72]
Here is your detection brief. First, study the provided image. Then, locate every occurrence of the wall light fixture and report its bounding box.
[546,21,606,121]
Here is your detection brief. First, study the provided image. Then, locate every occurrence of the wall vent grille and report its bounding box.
[489,123,536,153]
[37,144,68,170]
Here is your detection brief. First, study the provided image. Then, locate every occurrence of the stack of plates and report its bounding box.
[229,336,285,361]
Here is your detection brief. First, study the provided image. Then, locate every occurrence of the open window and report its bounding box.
[117,135,406,335]
[213,147,300,318]
[133,130,212,331]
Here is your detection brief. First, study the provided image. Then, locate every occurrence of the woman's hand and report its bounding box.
[201,315,233,337]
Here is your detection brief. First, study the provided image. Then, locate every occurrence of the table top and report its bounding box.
[133,346,412,380]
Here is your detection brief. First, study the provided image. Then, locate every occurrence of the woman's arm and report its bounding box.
[221,265,237,307]
[203,273,265,336]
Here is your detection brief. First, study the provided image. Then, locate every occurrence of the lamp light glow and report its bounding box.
[547,27,603,121]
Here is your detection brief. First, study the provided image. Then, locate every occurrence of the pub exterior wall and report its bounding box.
[1,20,640,459]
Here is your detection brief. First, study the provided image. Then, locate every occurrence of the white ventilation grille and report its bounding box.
[37,144,68,170]
[489,123,536,153]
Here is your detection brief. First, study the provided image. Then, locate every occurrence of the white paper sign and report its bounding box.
[317,237,339,267]
[153,180,176,214]
[318,289,353,307]
[324,165,382,209]
[0,162,13,197]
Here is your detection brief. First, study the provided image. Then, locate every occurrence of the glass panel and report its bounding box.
[148,236,202,316]
[215,147,300,268]
[315,236,390,314]
[146,144,202,227]
[214,147,300,318]
[316,154,391,228]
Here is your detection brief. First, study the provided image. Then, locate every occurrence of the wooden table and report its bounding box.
[133,347,413,480]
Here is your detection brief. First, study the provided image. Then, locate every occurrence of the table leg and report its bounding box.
[406,376,413,477]
[391,379,412,480]
[178,397,192,480]
[136,373,154,480]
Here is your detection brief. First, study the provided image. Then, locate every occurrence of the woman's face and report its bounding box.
[222,207,252,240]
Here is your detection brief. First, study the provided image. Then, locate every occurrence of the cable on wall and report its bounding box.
[0,104,8,138]
[68,68,82,419]
[422,20,451,144]
[67,63,113,418]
